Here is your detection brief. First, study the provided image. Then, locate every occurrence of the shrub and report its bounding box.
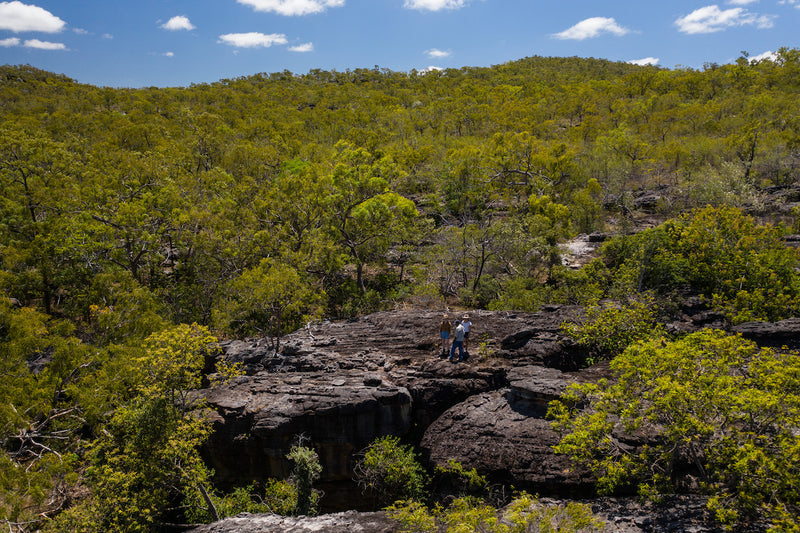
[560,294,665,364]
[386,493,604,533]
[549,330,800,529]
[599,206,800,323]
[354,436,428,505]
[287,445,322,516]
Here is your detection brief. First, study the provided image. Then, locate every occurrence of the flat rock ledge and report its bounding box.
[187,510,398,533]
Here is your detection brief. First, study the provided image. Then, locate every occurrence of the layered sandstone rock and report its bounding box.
[419,365,606,496]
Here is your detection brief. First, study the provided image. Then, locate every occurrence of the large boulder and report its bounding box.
[419,365,609,496]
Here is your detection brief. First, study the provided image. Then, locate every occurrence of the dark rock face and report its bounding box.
[188,511,399,533]
[200,308,583,495]
[201,372,412,488]
[733,317,800,349]
[419,365,607,496]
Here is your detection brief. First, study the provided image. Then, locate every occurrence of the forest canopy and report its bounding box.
[2,50,800,530]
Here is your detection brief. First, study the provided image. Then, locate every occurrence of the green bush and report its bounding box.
[354,436,428,505]
[599,206,800,323]
[287,445,322,516]
[386,493,604,533]
[560,295,665,364]
[549,329,800,529]
[262,479,299,516]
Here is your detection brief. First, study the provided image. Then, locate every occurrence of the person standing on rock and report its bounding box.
[461,315,472,355]
[450,320,465,362]
[439,314,452,357]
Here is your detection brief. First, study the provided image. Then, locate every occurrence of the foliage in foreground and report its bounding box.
[354,435,428,506]
[48,324,217,532]
[386,493,603,533]
[549,329,800,530]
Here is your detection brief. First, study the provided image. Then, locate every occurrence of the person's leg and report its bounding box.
[464,331,469,352]
[457,341,464,361]
[450,340,460,361]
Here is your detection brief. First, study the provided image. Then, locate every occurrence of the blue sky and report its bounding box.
[1,0,798,88]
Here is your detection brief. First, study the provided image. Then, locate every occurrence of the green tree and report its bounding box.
[0,127,81,314]
[57,324,218,531]
[323,143,419,292]
[214,259,324,352]
[549,330,800,529]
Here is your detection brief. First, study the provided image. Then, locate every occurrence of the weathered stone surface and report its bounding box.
[420,364,612,495]
[188,511,399,533]
[733,317,800,349]
[201,371,412,488]
[214,307,585,374]
[200,308,584,499]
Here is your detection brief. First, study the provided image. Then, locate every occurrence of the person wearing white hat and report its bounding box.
[461,315,472,354]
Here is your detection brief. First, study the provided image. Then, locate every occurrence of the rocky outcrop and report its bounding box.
[213,307,585,374]
[188,511,399,533]
[201,371,412,489]
[419,365,608,495]
[198,304,797,517]
[200,308,584,499]
[733,317,800,349]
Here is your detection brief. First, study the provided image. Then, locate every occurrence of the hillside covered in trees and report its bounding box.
[2,50,800,531]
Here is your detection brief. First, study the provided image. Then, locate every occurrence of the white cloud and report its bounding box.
[218,32,288,48]
[289,42,314,52]
[73,28,88,35]
[103,33,113,39]
[628,57,659,66]
[728,0,758,4]
[164,51,175,57]
[24,38,66,50]
[236,0,344,16]
[425,48,450,58]
[0,1,66,33]
[778,0,800,7]
[161,15,195,31]
[675,5,774,34]
[0,37,21,46]
[404,0,472,10]
[420,65,443,73]
[553,17,631,40]
[751,50,777,61]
